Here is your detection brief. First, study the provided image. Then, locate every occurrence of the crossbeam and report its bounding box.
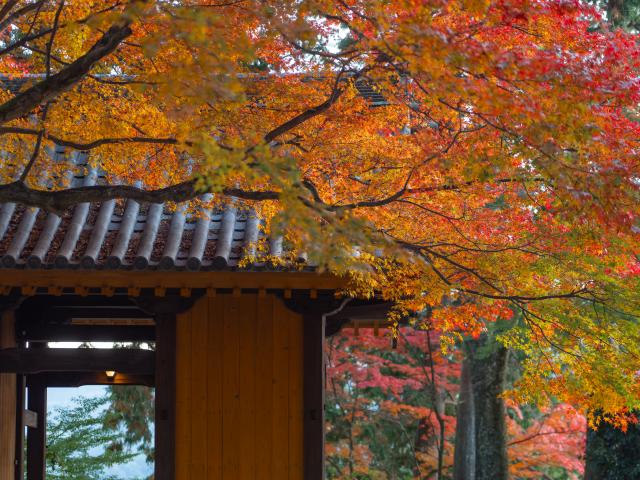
[27,372,154,388]
[0,348,155,375]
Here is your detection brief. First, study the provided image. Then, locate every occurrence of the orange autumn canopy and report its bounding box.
[0,0,639,422]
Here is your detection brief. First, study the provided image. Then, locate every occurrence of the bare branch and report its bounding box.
[0,18,133,125]
[45,0,66,78]
[0,126,187,150]
[263,70,351,143]
[0,180,279,213]
[0,0,44,34]
[0,1,20,24]
[18,127,45,183]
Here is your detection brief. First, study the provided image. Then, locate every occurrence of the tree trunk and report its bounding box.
[454,336,510,480]
[471,338,509,480]
[584,419,640,479]
[453,354,475,480]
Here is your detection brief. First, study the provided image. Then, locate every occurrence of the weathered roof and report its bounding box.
[0,74,389,105]
[0,73,390,271]
[0,152,289,271]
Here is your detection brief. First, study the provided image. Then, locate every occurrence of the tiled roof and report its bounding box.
[0,152,288,271]
[0,74,389,270]
[0,74,389,105]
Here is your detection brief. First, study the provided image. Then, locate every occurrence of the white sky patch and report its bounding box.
[47,342,154,349]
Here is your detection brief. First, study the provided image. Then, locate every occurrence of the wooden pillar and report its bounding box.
[155,313,177,480]
[303,312,326,480]
[133,294,201,480]
[15,371,25,480]
[285,295,352,480]
[0,310,17,480]
[26,372,47,480]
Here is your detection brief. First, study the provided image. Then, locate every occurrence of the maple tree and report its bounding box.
[326,327,586,479]
[1,0,639,451]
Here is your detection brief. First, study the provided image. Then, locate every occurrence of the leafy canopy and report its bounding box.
[1,0,640,420]
[46,395,140,480]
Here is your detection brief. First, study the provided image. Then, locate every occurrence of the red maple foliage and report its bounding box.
[326,327,585,479]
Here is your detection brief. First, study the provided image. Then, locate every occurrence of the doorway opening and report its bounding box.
[44,384,155,479]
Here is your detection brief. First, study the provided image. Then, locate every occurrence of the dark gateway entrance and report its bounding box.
[0,284,389,480]
[0,197,389,480]
[2,294,155,480]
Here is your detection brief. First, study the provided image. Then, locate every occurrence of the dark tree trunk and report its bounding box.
[453,354,475,480]
[470,338,509,480]
[585,419,640,480]
[453,336,510,480]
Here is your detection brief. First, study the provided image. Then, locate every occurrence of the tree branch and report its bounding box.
[0,0,44,34]
[263,70,350,143]
[0,19,133,125]
[0,126,186,150]
[0,180,279,214]
[0,1,20,24]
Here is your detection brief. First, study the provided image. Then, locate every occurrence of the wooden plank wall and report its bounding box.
[0,311,16,480]
[176,294,303,480]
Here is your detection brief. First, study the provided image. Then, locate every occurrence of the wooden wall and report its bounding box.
[176,294,303,480]
[0,311,16,480]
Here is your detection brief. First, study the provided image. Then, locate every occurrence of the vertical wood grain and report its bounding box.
[238,295,257,480]
[176,308,192,480]
[14,372,25,480]
[206,296,223,480]
[0,311,16,480]
[254,295,274,479]
[272,297,290,479]
[175,294,305,480]
[222,295,240,479]
[190,298,208,479]
[288,309,304,479]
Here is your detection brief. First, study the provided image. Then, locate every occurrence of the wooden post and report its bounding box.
[155,312,177,480]
[26,367,47,480]
[132,293,202,480]
[285,295,369,480]
[303,312,325,480]
[0,310,17,480]
[131,289,204,480]
[15,371,25,480]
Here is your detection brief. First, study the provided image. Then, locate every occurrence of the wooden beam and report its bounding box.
[27,372,154,388]
[326,301,395,337]
[155,313,176,480]
[26,374,46,480]
[0,270,345,291]
[303,311,326,480]
[0,348,155,374]
[16,296,149,324]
